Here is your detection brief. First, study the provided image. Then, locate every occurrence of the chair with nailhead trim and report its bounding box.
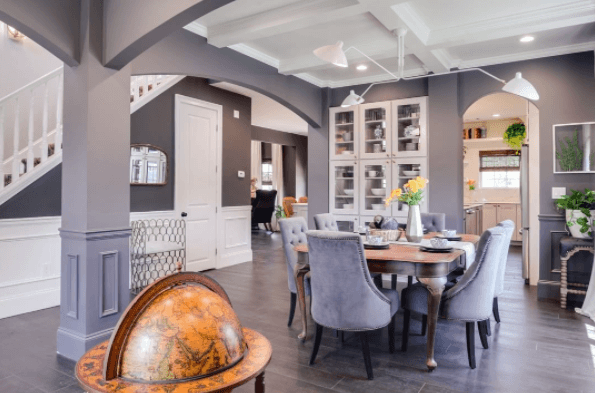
[279,217,311,327]
[306,230,399,380]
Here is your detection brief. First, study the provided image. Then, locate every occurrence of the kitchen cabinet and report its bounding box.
[329,107,359,161]
[392,97,428,157]
[482,203,521,241]
[392,157,428,218]
[360,159,391,216]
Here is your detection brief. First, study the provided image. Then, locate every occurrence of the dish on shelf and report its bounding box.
[371,188,385,196]
[405,142,418,151]
[341,150,352,155]
[341,172,354,178]
[366,170,378,177]
[342,203,354,209]
[371,203,386,210]
[343,132,353,142]
[402,170,420,176]
[344,189,354,195]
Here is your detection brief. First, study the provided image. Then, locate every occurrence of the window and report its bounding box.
[261,162,273,183]
[479,150,520,188]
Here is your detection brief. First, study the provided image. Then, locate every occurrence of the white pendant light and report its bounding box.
[313,41,348,68]
[341,90,364,107]
[502,72,539,101]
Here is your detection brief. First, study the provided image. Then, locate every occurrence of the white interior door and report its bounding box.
[175,95,221,271]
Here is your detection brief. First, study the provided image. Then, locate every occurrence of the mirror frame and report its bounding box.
[130,143,169,186]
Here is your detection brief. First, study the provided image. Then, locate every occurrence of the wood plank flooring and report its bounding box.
[0,230,594,392]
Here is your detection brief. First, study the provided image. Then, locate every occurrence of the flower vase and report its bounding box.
[406,204,423,243]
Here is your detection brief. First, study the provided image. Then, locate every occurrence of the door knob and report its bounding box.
[181,212,188,217]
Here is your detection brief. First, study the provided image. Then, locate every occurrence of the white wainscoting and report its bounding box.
[0,208,253,319]
[217,206,253,269]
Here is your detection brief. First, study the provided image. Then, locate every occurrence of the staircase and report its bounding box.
[0,70,184,205]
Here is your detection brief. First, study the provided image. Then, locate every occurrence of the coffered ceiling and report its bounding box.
[186,0,595,88]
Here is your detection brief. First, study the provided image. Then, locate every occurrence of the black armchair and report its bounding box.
[252,190,277,231]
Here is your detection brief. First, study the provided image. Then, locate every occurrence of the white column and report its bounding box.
[12,97,20,180]
[0,105,4,190]
[42,82,49,162]
[27,93,35,172]
[583,124,591,172]
[56,72,63,154]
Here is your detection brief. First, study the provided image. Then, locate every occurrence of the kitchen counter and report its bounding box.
[464,201,520,208]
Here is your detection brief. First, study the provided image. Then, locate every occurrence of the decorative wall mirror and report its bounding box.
[130,144,168,185]
[553,122,595,174]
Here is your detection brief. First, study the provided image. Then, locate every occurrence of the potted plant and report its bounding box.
[503,123,526,152]
[556,189,595,238]
[467,179,476,191]
[385,176,429,243]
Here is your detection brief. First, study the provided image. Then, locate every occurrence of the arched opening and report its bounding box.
[462,92,540,285]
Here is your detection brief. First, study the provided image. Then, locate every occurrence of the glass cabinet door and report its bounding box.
[329,161,359,215]
[392,97,427,157]
[329,107,358,161]
[360,160,391,216]
[359,103,391,159]
[391,157,428,217]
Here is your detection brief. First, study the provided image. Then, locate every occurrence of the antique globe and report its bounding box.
[76,270,272,392]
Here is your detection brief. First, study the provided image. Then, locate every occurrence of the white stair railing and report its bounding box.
[130,74,185,114]
[0,66,64,190]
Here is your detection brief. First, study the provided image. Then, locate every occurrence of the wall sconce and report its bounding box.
[6,25,26,40]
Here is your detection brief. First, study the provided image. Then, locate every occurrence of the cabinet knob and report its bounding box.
[386,154,390,157]
[386,160,390,164]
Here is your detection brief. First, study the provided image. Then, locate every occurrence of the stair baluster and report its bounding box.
[12,97,19,180]
[55,72,63,155]
[27,92,35,172]
[41,81,49,162]
[0,105,4,190]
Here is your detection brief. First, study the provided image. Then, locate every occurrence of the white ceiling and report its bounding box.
[211,82,309,135]
[463,93,528,122]
[186,0,595,88]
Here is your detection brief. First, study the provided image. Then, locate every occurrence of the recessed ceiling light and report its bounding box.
[493,114,501,117]
[356,64,368,71]
[520,36,534,43]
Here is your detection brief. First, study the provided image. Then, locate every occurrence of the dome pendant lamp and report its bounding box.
[502,72,540,101]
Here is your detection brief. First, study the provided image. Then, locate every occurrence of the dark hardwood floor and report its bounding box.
[1,231,594,393]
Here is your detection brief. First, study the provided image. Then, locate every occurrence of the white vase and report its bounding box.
[406,204,423,243]
[565,209,594,239]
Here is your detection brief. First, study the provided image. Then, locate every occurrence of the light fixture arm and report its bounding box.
[402,67,506,84]
[344,46,400,80]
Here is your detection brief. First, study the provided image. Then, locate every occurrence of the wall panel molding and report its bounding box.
[218,206,252,269]
[99,251,119,318]
[66,254,78,319]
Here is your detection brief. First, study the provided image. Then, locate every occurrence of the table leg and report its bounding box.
[255,371,265,393]
[294,256,310,342]
[418,277,447,371]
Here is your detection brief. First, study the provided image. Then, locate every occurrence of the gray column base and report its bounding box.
[56,326,114,361]
[57,228,131,361]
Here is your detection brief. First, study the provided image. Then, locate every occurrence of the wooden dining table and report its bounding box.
[293,232,480,371]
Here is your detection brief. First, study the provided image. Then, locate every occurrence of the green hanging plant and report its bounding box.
[556,129,583,171]
[503,123,526,151]
[274,205,286,219]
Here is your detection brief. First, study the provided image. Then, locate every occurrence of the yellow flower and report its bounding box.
[406,180,419,193]
[385,188,402,206]
[415,176,428,189]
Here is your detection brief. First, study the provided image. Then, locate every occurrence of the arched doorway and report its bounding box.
[462,92,540,285]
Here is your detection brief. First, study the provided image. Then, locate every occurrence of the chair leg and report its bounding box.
[401,309,411,352]
[486,318,491,336]
[388,313,396,353]
[340,331,345,345]
[478,320,489,349]
[360,331,374,380]
[407,276,413,286]
[391,275,397,290]
[287,293,297,327]
[421,314,427,336]
[493,297,501,323]
[309,324,324,365]
[466,322,477,369]
[373,274,382,288]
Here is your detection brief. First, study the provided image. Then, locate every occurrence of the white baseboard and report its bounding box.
[0,284,60,319]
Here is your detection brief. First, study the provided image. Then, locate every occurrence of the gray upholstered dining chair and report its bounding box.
[313,213,339,231]
[420,212,446,233]
[401,226,506,369]
[279,217,311,327]
[306,230,399,380]
[489,220,515,333]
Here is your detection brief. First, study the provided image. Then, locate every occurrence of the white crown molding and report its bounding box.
[294,73,326,88]
[184,21,207,37]
[457,41,595,70]
[228,44,280,69]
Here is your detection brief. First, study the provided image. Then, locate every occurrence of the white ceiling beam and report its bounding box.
[207,0,364,48]
[360,0,452,73]
[425,0,595,49]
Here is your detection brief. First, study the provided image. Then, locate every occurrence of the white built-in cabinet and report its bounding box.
[329,97,429,224]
